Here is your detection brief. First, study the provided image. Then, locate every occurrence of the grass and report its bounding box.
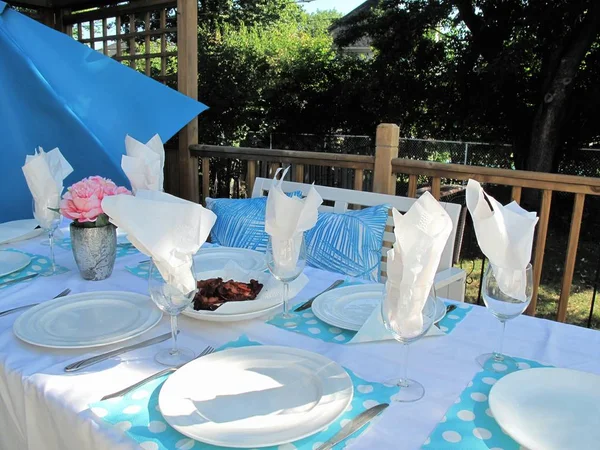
[460,229,600,330]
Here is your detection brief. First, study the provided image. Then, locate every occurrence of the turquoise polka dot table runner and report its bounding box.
[422,357,551,449]
[267,297,473,344]
[54,237,140,258]
[0,249,68,289]
[89,335,399,450]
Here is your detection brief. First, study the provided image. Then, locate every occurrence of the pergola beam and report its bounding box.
[176,0,198,202]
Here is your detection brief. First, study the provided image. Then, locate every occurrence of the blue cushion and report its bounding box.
[305,205,390,282]
[205,192,302,252]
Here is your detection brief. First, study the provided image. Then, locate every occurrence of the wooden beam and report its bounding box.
[144,12,151,76]
[373,124,399,194]
[527,190,552,316]
[246,160,256,197]
[431,177,441,200]
[177,0,199,202]
[190,145,374,170]
[511,186,522,203]
[294,164,304,183]
[392,158,600,196]
[407,174,417,198]
[557,193,586,322]
[201,157,210,203]
[63,0,177,24]
[354,168,364,191]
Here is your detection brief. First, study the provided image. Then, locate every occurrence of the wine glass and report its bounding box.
[476,262,533,373]
[381,282,437,402]
[32,196,61,274]
[148,259,198,366]
[266,233,307,319]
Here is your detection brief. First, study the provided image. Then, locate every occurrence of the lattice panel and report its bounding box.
[63,1,177,86]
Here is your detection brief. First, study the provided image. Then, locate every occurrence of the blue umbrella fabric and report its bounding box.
[0,1,207,222]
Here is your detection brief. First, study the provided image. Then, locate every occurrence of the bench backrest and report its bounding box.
[252,177,461,277]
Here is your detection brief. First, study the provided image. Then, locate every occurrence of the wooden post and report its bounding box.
[177,0,199,202]
[557,193,585,322]
[373,124,399,195]
[527,190,552,316]
[246,160,256,197]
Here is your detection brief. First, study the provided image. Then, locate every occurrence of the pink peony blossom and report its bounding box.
[60,176,131,224]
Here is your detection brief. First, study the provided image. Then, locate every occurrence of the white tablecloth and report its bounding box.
[1,232,600,450]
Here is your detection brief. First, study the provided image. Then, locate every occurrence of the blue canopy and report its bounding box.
[0,1,207,221]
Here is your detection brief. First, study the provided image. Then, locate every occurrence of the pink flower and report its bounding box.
[60,176,131,224]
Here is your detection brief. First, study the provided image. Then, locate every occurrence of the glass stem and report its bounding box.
[399,343,410,388]
[48,230,55,274]
[283,281,290,316]
[170,314,179,355]
[493,320,506,361]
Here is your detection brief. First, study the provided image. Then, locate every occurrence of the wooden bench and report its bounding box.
[252,177,466,301]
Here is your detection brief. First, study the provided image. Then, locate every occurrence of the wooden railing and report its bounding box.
[188,123,600,322]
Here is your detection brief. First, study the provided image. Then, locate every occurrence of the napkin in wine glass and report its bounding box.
[102,190,216,293]
[22,147,73,229]
[351,192,452,343]
[466,179,538,301]
[121,134,165,193]
[264,167,322,272]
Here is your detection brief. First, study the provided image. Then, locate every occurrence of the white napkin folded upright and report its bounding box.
[466,179,538,300]
[121,134,165,193]
[22,147,73,229]
[351,192,453,343]
[265,167,322,275]
[102,190,216,294]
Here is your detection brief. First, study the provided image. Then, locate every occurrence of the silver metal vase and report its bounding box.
[70,223,117,281]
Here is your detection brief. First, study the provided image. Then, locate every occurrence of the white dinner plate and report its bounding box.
[193,247,267,273]
[13,291,162,349]
[0,219,42,245]
[489,367,600,450]
[312,284,446,331]
[159,346,353,448]
[0,251,32,278]
[182,302,282,322]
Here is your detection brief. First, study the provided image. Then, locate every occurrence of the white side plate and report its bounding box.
[13,291,162,348]
[489,367,600,450]
[0,251,32,278]
[193,247,267,273]
[0,219,42,245]
[312,284,446,331]
[159,346,353,448]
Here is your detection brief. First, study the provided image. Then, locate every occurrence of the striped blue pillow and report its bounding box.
[305,205,390,282]
[205,193,302,252]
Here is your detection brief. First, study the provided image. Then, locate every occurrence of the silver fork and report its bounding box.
[0,288,71,317]
[101,345,215,401]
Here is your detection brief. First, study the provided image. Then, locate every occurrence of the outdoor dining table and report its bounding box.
[1,231,600,450]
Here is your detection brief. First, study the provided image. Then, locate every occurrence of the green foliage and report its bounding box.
[334,0,600,169]
[196,4,353,144]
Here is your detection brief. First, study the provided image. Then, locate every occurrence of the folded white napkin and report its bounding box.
[193,261,308,314]
[121,134,165,193]
[466,179,538,300]
[351,192,452,343]
[102,190,216,294]
[265,167,322,274]
[22,147,73,229]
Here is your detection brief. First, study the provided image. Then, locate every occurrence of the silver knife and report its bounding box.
[0,273,38,287]
[295,279,345,311]
[0,287,70,317]
[64,332,172,372]
[316,403,389,450]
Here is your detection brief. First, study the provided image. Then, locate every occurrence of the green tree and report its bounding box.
[335,0,600,172]
[196,6,350,144]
